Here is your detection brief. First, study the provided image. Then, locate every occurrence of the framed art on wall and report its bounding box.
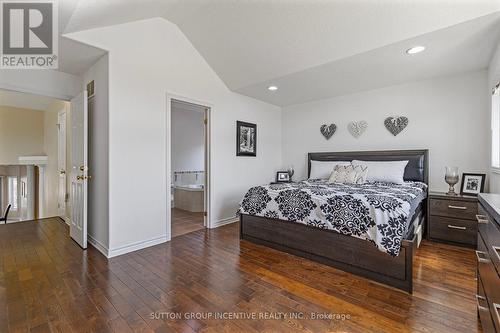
[460,173,486,196]
[236,121,257,156]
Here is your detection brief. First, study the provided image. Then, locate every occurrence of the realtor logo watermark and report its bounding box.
[0,0,58,69]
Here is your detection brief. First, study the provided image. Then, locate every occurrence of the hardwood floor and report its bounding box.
[0,218,480,332]
[171,208,204,238]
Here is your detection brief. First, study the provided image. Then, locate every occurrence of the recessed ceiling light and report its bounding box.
[406,46,426,55]
[268,85,278,91]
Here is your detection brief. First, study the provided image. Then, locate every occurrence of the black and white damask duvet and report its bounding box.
[239,180,427,256]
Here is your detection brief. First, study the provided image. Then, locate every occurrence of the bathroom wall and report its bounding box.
[171,106,205,181]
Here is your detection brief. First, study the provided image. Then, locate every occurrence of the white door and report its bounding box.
[57,111,67,218]
[70,91,88,249]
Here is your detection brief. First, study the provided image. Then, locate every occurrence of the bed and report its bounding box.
[239,149,428,293]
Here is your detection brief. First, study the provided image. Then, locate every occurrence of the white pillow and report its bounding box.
[351,160,409,184]
[309,160,351,179]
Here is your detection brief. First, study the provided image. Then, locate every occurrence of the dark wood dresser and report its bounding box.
[428,192,478,247]
[477,193,500,332]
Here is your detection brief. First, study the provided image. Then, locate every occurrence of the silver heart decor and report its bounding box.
[384,116,408,136]
[320,124,336,140]
[347,121,368,138]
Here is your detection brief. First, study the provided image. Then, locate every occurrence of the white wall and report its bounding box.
[489,41,500,193]
[282,71,489,192]
[172,107,204,173]
[0,69,81,101]
[0,106,45,164]
[67,18,282,254]
[83,54,110,253]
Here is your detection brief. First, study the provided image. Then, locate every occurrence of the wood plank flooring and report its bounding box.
[171,208,204,238]
[0,218,480,332]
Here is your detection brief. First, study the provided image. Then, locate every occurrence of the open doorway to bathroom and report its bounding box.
[169,99,209,238]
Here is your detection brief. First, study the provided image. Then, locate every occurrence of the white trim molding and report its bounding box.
[107,235,167,258]
[212,215,238,229]
[88,234,109,257]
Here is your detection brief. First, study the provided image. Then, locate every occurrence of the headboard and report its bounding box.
[308,149,429,183]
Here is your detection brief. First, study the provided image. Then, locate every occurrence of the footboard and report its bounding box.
[240,214,414,293]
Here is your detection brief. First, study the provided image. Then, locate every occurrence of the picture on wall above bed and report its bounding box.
[236,121,257,156]
[460,173,485,196]
[384,116,408,136]
[320,123,337,140]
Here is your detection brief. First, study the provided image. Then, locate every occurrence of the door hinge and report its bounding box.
[204,212,207,217]
[204,118,207,125]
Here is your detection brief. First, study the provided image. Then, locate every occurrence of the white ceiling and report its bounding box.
[238,12,500,106]
[0,90,58,111]
[60,0,500,105]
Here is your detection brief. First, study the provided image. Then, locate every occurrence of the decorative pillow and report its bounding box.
[328,165,368,184]
[309,160,351,179]
[351,160,409,184]
[353,165,369,184]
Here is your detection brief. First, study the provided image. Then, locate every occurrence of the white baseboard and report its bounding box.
[88,234,109,257]
[211,215,238,228]
[61,216,70,225]
[107,235,167,258]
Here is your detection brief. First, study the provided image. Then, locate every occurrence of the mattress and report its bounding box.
[239,180,428,256]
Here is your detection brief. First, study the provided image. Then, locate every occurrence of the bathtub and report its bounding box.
[174,185,204,212]
[176,184,204,191]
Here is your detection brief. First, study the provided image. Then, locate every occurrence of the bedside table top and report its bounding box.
[428,191,478,202]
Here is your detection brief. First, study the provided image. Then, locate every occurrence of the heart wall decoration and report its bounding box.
[320,124,337,140]
[347,121,368,138]
[384,116,408,136]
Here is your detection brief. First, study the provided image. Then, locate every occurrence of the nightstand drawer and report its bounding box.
[429,198,478,220]
[429,216,477,245]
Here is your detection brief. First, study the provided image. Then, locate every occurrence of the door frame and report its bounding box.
[57,110,68,223]
[166,93,213,241]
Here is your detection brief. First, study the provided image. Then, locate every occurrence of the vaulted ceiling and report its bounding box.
[60,0,500,105]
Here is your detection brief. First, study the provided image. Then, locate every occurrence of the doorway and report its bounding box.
[167,96,211,239]
[0,89,69,223]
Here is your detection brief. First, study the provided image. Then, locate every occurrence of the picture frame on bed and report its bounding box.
[276,171,290,182]
[460,173,485,196]
[236,121,257,156]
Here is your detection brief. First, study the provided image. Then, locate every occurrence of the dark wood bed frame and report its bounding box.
[240,149,429,293]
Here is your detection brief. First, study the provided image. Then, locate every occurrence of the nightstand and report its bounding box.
[428,191,478,247]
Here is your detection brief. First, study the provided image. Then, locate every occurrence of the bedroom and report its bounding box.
[0,1,499,332]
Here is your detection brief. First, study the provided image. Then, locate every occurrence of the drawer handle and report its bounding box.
[447,224,466,230]
[476,214,489,224]
[476,250,491,263]
[448,205,467,210]
[476,295,488,311]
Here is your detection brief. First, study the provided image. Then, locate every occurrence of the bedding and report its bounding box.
[328,164,368,184]
[239,179,427,256]
[309,160,351,179]
[351,160,409,184]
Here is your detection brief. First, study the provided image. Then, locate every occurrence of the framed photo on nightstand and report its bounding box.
[276,171,290,183]
[460,173,485,196]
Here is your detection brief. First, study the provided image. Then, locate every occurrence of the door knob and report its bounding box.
[60,170,66,175]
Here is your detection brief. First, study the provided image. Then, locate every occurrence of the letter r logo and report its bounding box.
[2,2,53,54]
